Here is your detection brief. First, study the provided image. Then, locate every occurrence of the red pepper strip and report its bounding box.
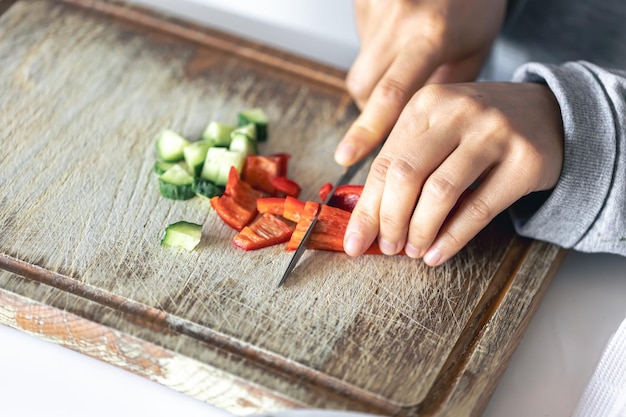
[271,176,301,198]
[232,213,294,251]
[256,197,285,215]
[283,196,306,222]
[318,182,332,201]
[211,167,262,231]
[319,183,364,213]
[242,154,290,195]
[285,202,382,254]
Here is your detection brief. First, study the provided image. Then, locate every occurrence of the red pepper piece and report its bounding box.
[211,167,262,231]
[283,196,306,222]
[286,202,384,254]
[318,183,364,212]
[271,176,301,198]
[256,197,286,215]
[242,154,290,195]
[232,213,294,251]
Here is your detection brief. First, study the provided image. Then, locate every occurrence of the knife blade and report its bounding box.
[276,152,375,287]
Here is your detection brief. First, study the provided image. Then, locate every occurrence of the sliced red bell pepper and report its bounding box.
[242,153,290,195]
[256,197,286,215]
[271,176,301,198]
[286,202,384,254]
[232,213,294,251]
[211,166,262,231]
[283,196,306,222]
[318,183,363,212]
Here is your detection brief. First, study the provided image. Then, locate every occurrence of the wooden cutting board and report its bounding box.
[0,1,565,415]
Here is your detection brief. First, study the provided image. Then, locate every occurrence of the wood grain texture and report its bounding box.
[0,1,566,415]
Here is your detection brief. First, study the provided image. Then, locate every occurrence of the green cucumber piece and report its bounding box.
[161,221,202,251]
[229,132,257,156]
[153,160,176,175]
[215,150,246,186]
[159,164,195,200]
[231,123,257,141]
[200,147,245,185]
[183,141,210,177]
[238,108,268,141]
[200,146,227,183]
[156,129,190,162]
[192,178,224,199]
[201,121,235,146]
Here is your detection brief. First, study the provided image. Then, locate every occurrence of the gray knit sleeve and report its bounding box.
[509,61,626,256]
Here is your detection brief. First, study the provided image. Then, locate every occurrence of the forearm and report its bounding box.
[510,61,626,256]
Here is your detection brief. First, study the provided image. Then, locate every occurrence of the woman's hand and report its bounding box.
[335,0,508,167]
[343,82,565,265]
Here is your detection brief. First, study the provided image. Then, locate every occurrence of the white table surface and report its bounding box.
[2,1,626,416]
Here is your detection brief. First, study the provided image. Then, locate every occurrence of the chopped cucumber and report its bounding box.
[201,121,235,146]
[153,160,176,175]
[161,221,202,250]
[238,108,268,142]
[183,141,211,177]
[229,132,257,156]
[201,147,245,185]
[231,123,257,141]
[159,164,195,200]
[216,150,246,185]
[200,146,227,183]
[192,178,224,199]
[156,129,190,162]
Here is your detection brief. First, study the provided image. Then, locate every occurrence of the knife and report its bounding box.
[277,150,377,287]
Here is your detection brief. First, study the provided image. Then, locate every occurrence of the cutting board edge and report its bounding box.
[0,285,307,415]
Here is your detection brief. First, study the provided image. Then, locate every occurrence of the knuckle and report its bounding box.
[379,211,406,233]
[369,156,391,182]
[464,196,493,223]
[345,72,370,105]
[375,76,411,104]
[422,175,459,203]
[413,83,445,109]
[387,157,420,182]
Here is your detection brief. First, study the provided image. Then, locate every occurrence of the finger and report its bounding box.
[422,164,527,266]
[335,39,441,167]
[346,36,396,110]
[376,123,461,255]
[405,138,500,258]
[343,155,389,257]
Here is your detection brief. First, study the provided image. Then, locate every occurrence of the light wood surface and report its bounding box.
[0,1,565,415]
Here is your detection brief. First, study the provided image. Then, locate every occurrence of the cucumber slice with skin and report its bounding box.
[183,141,211,177]
[231,123,257,141]
[201,121,235,146]
[156,129,190,162]
[153,160,176,175]
[192,178,224,199]
[238,108,268,142]
[159,164,195,200]
[161,221,202,251]
[229,132,257,156]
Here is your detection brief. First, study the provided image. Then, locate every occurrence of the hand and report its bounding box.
[335,0,508,166]
[343,82,564,266]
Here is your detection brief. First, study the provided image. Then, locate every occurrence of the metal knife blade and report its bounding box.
[277,154,373,287]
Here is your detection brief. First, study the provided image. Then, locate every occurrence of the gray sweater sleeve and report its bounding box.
[509,61,626,256]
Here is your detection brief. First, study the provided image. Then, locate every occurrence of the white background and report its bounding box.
[3,1,626,416]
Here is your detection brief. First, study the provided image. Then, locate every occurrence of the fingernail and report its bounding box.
[405,243,422,258]
[335,142,356,165]
[378,238,398,255]
[423,247,443,266]
[344,233,363,256]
